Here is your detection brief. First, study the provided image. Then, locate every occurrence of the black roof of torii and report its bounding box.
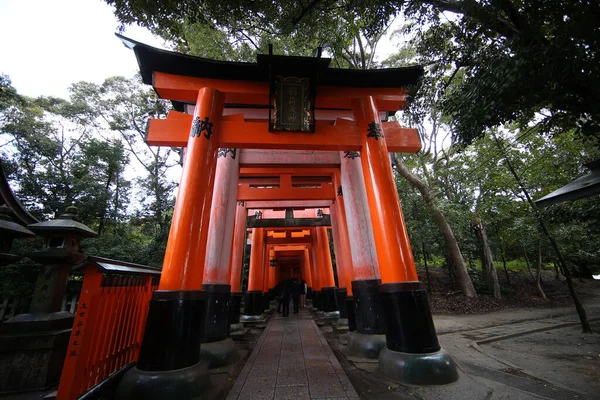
[116,34,424,89]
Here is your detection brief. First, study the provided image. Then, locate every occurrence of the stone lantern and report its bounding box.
[0,206,97,392]
[0,204,35,266]
[26,206,97,314]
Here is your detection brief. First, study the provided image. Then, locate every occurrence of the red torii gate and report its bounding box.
[86,35,457,397]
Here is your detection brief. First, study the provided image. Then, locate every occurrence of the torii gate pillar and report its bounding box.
[242,228,266,321]
[353,97,458,384]
[123,88,224,397]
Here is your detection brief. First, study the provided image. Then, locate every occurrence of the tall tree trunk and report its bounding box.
[536,241,548,301]
[422,242,431,290]
[474,217,502,299]
[522,244,535,281]
[500,242,511,285]
[493,134,592,333]
[394,154,477,297]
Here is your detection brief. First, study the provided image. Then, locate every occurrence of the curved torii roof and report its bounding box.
[116,34,424,92]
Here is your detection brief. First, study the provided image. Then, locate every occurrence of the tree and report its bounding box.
[105,0,600,145]
[68,76,179,264]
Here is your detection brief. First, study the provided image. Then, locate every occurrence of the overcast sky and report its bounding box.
[0,0,164,99]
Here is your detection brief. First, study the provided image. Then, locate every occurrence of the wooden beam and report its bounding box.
[239,150,341,166]
[153,72,407,111]
[245,200,331,209]
[239,167,338,177]
[247,215,332,228]
[266,237,313,245]
[146,111,420,153]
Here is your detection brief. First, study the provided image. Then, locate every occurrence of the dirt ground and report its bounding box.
[421,266,590,314]
[324,272,600,400]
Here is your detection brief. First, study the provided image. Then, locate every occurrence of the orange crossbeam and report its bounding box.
[238,184,335,201]
[239,167,338,177]
[146,111,420,153]
[153,72,407,111]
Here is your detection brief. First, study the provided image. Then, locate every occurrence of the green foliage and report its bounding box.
[107,0,599,142]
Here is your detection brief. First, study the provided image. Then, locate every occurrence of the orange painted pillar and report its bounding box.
[228,201,247,292]
[328,206,348,290]
[243,227,266,317]
[204,148,240,285]
[332,172,354,295]
[339,152,380,281]
[309,241,321,291]
[159,88,224,290]
[316,225,338,313]
[303,247,313,288]
[265,246,276,291]
[316,226,335,287]
[352,97,417,283]
[247,228,265,291]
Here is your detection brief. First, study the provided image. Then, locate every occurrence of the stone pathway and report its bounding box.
[227,309,359,400]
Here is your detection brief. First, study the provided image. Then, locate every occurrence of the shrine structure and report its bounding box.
[58,35,459,399]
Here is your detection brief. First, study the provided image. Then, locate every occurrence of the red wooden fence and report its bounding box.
[56,257,160,400]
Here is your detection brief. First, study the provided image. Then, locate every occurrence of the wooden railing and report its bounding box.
[56,257,160,400]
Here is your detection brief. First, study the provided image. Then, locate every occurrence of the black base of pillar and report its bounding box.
[321,286,339,313]
[137,290,206,372]
[243,290,263,316]
[378,282,439,353]
[313,291,322,311]
[199,337,239,368]
[336,288,348,318]
[116,360,211,400]
[351,279,385,335]
[263,292,271,312]
[229,292,243,325]
[346,331,387,360]
[201,284,231,343]
[378,347,459,385]
[346,296,356,332]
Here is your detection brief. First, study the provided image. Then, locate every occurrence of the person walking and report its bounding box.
[274,282,282,313]
[281,278,291,317]
[292,279,301,314]
[300,280,307,307]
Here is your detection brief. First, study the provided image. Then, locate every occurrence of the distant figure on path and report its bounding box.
[281,278,291,317]
[292,279,302,314]
[300,280,307,307]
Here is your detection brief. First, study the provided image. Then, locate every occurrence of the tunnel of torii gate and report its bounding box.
[115,34,458,395]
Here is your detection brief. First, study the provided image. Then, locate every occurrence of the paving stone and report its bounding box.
[274,385,311,400]
[307,373,347,398]
[229,309,358,400]
[276,366,308,387]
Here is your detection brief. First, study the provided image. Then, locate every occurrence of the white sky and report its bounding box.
[0,0,164,99]
[0,0,404,100]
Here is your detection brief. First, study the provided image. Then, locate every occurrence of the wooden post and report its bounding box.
[204,147,240,284]
[352,96,417,283]
[229,201,247,292]
[160,87,224,291]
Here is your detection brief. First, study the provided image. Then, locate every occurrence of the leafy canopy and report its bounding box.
[105,0,600,145]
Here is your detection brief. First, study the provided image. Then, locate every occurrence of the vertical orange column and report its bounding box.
[266,246,276,290]
[247,228,265,291]
[333,172,355,295]
[353,96,418,283]
[303,247,313,288]
[159,88,224,290]
[228,202,247,292]
[339,151,380,281]
[329,204,353,294]
[309,242,321,290]
[316,226,336,287]
[204,147,240,284]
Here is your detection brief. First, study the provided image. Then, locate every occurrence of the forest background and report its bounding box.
[1,1,598,328]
